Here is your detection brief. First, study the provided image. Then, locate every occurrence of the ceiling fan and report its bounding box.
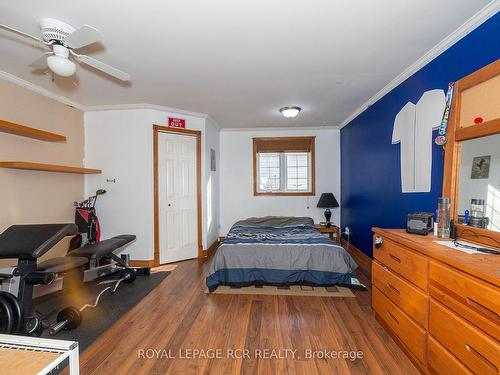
[0,18,130,81]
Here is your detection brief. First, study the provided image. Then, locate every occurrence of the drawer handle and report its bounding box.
[387,283,400,295]
[387,310,399,324]
[389,254,401,263]
[465,344,498,373]
[466,297,500,321]
[375,236,383,249]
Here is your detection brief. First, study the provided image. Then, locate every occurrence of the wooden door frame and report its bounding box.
[153,125,203,266]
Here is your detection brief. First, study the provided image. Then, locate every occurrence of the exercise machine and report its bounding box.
[0,224,83,334]
[0,223,147,336]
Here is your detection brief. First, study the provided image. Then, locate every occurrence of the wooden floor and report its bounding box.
[80,257,420,375]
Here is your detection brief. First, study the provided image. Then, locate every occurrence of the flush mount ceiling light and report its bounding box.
[279,106,301,119]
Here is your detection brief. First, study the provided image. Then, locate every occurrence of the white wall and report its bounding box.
[219,128,341,234]
[84,109,220,261]
[458,133,500,231]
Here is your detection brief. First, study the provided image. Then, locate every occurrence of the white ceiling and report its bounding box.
[0,1,494,128]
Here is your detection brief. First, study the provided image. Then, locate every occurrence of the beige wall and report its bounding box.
[0,79,85,266]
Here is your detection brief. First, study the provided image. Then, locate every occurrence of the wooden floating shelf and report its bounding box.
[0,162,101,174]
[0,119,67,142]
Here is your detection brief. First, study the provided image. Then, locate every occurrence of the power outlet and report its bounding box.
[345,227,350,236]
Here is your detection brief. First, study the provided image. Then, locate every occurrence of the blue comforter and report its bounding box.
[206,216,360,292]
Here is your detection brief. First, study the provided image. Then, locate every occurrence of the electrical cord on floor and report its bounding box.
[339,230,350,248]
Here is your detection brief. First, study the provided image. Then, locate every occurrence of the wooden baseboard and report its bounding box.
[129,259,155,268]
[200,239,220,258]
[341,239,372,279]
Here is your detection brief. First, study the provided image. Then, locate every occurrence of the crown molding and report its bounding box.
[220,125,339,132]
[83,103,209,119]
[337,1,500,129]
[0,70,209,119]
[0,70,85,110]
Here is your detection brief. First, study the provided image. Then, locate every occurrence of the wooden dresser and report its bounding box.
[371,228,500,375]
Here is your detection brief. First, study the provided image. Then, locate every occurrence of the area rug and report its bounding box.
[206,284,355,297]
[34,271,170,352]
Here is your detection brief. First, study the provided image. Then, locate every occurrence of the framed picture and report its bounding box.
[210,149,216,171]
[471,155,491,179]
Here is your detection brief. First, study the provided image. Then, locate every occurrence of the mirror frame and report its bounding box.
[442,59,500,248]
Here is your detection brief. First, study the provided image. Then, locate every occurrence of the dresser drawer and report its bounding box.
[372,261,428,327]
[429,261,500,339]
[429,299,500,375]
[428,336,473,375]
[372,286,427,364]
[373,237,428,290]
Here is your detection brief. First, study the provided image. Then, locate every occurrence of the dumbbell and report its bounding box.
[48,306,82,336]
[0,291,22,334]
[24,310,53,336]
[120,268,136,283]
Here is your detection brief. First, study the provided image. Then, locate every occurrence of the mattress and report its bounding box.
[206,216,361,292]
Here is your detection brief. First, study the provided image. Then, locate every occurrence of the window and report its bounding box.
[253,137,315,196]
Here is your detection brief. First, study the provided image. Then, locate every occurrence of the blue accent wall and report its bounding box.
[340,14,500,257]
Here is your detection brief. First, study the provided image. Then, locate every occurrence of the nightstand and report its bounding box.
[315,224,340,244]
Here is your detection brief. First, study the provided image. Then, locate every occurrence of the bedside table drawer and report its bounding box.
[373,237,428,290]
[372,261,428,327]
[429,299,500,375]
[429,261,500,339]
[372,286,426,364]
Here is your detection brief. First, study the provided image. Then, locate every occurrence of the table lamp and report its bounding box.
[317,193,339,228]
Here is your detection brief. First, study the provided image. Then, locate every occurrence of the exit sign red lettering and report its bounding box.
[168,117,186,128]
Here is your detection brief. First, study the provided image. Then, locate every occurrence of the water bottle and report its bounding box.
[437,197,451,238]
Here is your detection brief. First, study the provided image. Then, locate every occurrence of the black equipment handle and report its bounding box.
[48,320,67,336]
[25,271,55,285]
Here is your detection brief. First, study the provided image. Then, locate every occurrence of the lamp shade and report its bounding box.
[317,193,339,208]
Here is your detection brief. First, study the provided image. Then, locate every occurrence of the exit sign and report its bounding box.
[168,117,186,128]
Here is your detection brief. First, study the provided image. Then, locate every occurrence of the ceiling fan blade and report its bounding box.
[64,25,102,49]
[29,52,52,69]
[72,52,130,81]
[0,23,49,45]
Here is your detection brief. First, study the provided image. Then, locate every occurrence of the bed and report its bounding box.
[206,216,362,292]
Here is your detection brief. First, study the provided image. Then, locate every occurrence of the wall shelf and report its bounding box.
[0,162,101,174]
[0,120,67,142]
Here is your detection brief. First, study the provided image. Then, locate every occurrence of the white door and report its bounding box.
[158,132,198,264]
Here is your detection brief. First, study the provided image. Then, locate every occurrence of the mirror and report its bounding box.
[457,133,500,232]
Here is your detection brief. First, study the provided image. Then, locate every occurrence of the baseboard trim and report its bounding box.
[129,259,155,268]
[200,239,220,258]
[341,239,372,279]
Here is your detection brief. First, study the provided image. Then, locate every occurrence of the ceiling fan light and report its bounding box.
[280,106,301,119]
[47,55,76,77]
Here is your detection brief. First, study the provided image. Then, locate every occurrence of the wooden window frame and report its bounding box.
[253,136,316,196]
[442,59,500,248]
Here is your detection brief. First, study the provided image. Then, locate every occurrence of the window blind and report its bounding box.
[253,136,315,153]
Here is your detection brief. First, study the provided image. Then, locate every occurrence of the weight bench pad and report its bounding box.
[0,224,78,260]
[68,235,136,259]
[37,256,88,273]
